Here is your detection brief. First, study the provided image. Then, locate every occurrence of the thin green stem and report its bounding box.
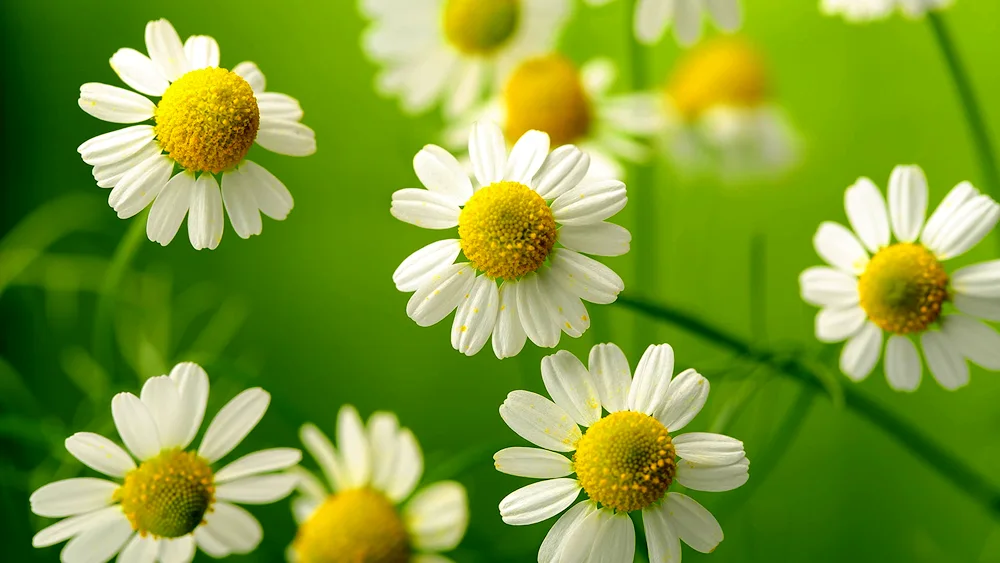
[618,294,1000,519]
[92,217,147,378]
[927,12,1000,209]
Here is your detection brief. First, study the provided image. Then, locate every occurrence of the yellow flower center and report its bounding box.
[573,411,676,513]
[666,37,769,121]
[458,181,557,280]
[154,67,260,173]
[292,488,410,563]
[443,0,520,55]
[858,243,949,334]
[116,448,215,538]
[504,54,592,147]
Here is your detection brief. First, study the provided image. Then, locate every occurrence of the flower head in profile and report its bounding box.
[821,0,953,22]
[78,18,316,249]
[584,0,741,46]
[288,406,468,562]
[30,362,301,563]
[496,343,749,562]
[391,121,629,358]
[446,55,662,181]
[801,165,1000,391]
[359,0,570,116]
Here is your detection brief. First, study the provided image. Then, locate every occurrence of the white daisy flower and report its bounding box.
[78,18,316,250]
[445,55,662,181]
[359,0,571,117]
[29,362,301,563]
[583,0,742,46]
[287,406,468,562]
[496,342,749,562]
[820,0,952,22]
[800,165,1000,391]
[391,121,630,358]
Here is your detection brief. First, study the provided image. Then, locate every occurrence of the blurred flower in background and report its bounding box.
[820,0,953,22]
[77,18,316,250]
[584,0,742,46]
[359,0,571,117]
[391,122,629,358]
[445,55,662,180]
[29,363,301,563]
[801,165,1000,391]
[496,343,749,561]
[289,406,468,563]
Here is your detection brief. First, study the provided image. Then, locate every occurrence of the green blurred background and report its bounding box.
[3,0,1000,561]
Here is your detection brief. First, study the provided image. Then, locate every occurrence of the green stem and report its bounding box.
[618,294,1000,519]
[927,11,1000,207]
[92,217,147,378]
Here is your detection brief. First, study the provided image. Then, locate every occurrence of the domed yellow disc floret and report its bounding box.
[443,0,520,55]
[458,181,557,280]
[504,54,592,147]
[292,488,410,563]
[574,411,676,513]
[154,67,260,173]
[116,448,215,538]
[858,243,949,334]
[666,37,769,121]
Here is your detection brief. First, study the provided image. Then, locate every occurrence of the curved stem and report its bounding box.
[618,294,1000,519]
[91,217,147,377]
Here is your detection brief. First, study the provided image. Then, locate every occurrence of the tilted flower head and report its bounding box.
[29,362,301,563]
[446,55,663,181]
[78,18,316,249]
[584,0,742,46]
[496,343,749,562]
[288,406,469,562]
[800,165,1000,391]
[391,121,630,358]
[820,0,953,22]
[359,0,571,117]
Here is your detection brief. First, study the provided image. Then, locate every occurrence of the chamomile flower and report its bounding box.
[78,18,316,250]
[29,362,301,563]
[496,343,749,562]
[800,165,1000,391]
[288,406,468,563]
[391,121,629,358]
[821,0,952,22]
[359,0,571,116]
[446,55,662,181]
[584,0,741,46]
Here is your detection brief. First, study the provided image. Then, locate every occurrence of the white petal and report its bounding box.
[188,174,224,250]
[954,294,1000,321]
[168,362,209,449]
[299,423,344,493]
[676,457,750,492]
[588,342,631,412]
[921,331,970,390]
[556,505,606,561]
[930,195,1000,260]
[516,273,561,348]
[921,181,978,248]
[215,448,302,483]
[499,390,582,452]
[888,165,928,243]
[111,392,161,460]
[542,273,591,338]
[845,177,890,253]
[942,315,1000,370]
[635,0,672,44]
[705,0,742,31]
[551,179,628,226]
[452,275,500,356]
[885,335,921,392]
[468,121,507,187]
[117,533,157,563]
[146,172,193,247]
[384,428,423,502]
[404,481,469,551]
[663,492,724,553]
[242,161,294,220]
[813,222,869,275]
[216,473,298,504]
[394,239,462,292]
[542,350,601,427]
[494,447,573,478]
[591,511,636,563]
[78,125,156,166]
[158,536,196,563]
[549,249,625,305]
[390,188,461,229]
[256,92,303,122]
[673,0,703,46]
[92,142,160,189]
[192,527,229,558]
[558,222,631,257]
[222,168,262,239]
[108,154,173,219]
[499,478,581,525]
[233,62,266,93]
[493,282,528,359]
[445,59,484,118]
[65,433,135,478]
[953,260,1000,298]
[109,48,168,97]
[32,506,121,548]
[292,495,321,525]
[414,145,474,205]
[815,306,866,343]
[144,19,188,81]
[674,433,745,466]
[627,344,674,415]
[200,502,262,554]
[256,118,317,157]
[79,83,156,124]
[60,513,132,563]
[367,412,399,492]
[656,369,709,432]
[643,503,681,563]
[336,405,372,489]
[30,478,118,518]
[183,35,220,70]
[532,145,591,200]
[539,501,595,563]
[799,266,859,308]
[839,321,883,381]
[406,263,475,327]
[139,375,184,448]
[505,130,551,184]
[198,388,270,463]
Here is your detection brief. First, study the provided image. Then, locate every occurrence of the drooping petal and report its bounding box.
[921,331,970,391]
[884,335,921,392]
[31,506,121,548]
[406,263,476,327]
[539,501,595,563]
[188,174,225,250]
[839,321,883,382]
[256,118,317,157]
[941,315,1000,370]
[78,125,156,166]
[60,512,132,563]
[549,249,624,305]
[108,154,173,219]
[493,282,528,359]
[146,172,193,247]
[815,306,866,343]
[675,457,750,492]
[663,492,724,553]
[516,273,561,348]
[643,503,681,563]
[199,502,262,555]
[451,274,500,356]
[242,161,294,221]
[558,222,631,257]
[499,478,581,525]
[393,239,462,292]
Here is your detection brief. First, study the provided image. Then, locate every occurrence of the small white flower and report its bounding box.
[30,362,301,563]
[78,18,316,249]
[496,343,749,562]
[391,121,630,358]
[801,165,1000,391]
[359,0,571,116]
[584,0,742,46]
[820,0,953,22]
[287,406,468,562]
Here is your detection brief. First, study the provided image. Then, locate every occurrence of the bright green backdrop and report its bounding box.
[3,0,1000,561]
